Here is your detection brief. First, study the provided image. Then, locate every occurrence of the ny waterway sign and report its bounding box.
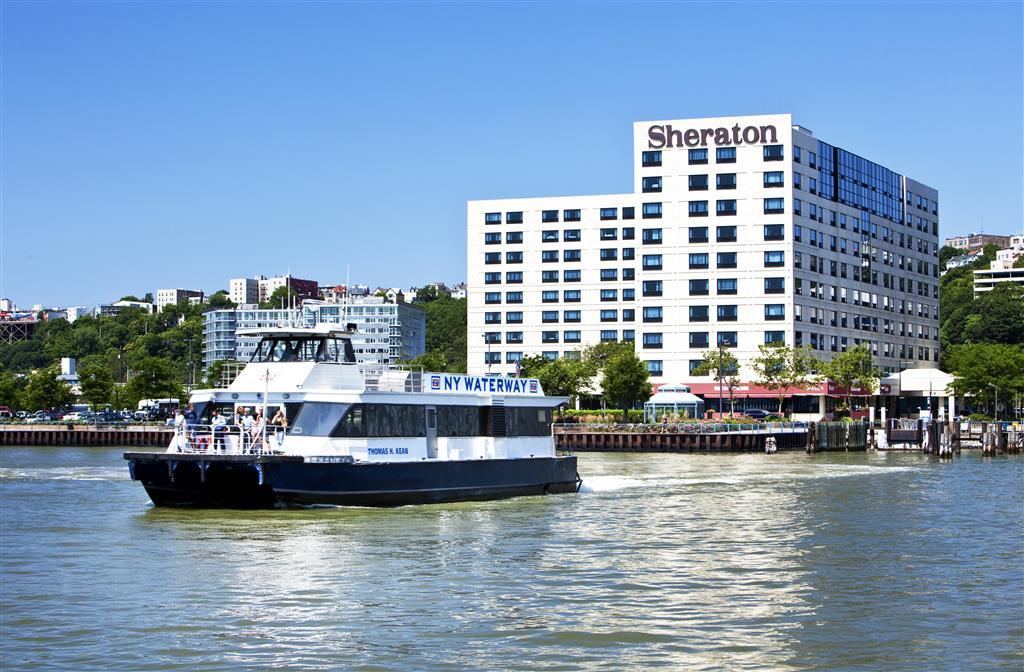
[428,374,541,395]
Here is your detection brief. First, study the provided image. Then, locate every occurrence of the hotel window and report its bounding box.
[689,253,709,269]
[600,330,618,342]
[765,304,785,320]
[689,279,710,295]
[506,251,523,264]
[794,252,802,269]
[718,331,738,347]
[542,331,559,343]
[600,228,617,240]
[689,305,709,322]
[764,171,784,188]
[542,250,558,263]
[764,277,785,294]
[563,290,581,302]
[484,332,501,344]
[764,198,785,214]
[564,270,581,282]
[623,289,636,301]
[717,252,737,268]
[690,332,709,348]
[642,280,663,297]
[642,150,662,167]
[764,331,785,344]
[541,210,559,223]
[485,212,501,225]
[623,330,636,341]
[622,226,635,239]
[642,202,663,219]
[764,224,784,241]
[563,310,581,323]
[794,173,802,190]
[623,248,635,261]
[484,312,501,324]
[643,333,663,349]
[642,228,662,245]
[793,146,802,163]
[623,268,635,280]
[763,145,784,161]
[689,226,709,243]
[717,278,737,295]
[505,231,523,244]
[716,200,737,216]
[600,208,618,221]
[563,250,582,262]
[505,271,523,284]
[808,151,817,168]
[717,305,738,321]
[564,229,581,241]
[764,251,785,267]
[689,148,708,165]
[542,311,558,323]
[689,201,709,217]
[793,199,802,216]
[643,255,663,270]
[484,252,501,265]
[600,248,618,261]
[689,174,709,191]
[541,270,559,283]
[600,269,618,281]
[647,360,663,377]
[563,209,581,222]
[484,232,501,244]
[564,331,582,344]
[485,292,501,304]
[542,230,558,242]
[541,290,558,303]
[622,308,635,320]
[716,225,737,242]
[484,272,501,284]
[622,207,635,220]
[793,224,802,242]
[716,173,737,190]
[505,352,522,364]
[643,307,663,323]
[506,211,523,224]
[642,177,662,193]
[600,289,618,301]
[600,309,618,322]
[506,311,523,324]
[716,147,736,163]
[542,351,557,360]
[484,352,501,364]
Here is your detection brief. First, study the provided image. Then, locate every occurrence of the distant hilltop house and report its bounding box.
[97,300,156,317]
[945,233,1012,254]
[407,281,465,302]
[156,288,204,311]
[945,252,982,271]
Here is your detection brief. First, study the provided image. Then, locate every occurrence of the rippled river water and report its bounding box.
[1,447,1021,671]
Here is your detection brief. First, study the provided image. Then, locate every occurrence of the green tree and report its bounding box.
[751,343,822,415]
[963,283,1024,344]
[126,357,178,407]
[206,290,236,310]
[520,355,593,402]
[0,368,25,409]
[1014,255,1024,269]
[79,361,114,409]
[405,351,449,372]
[260,286,299,309]
[692,348,741,417]
[599,348,651,422]
[23,366,74,411]
[412,285,442,304]
[821,344,880,415]
[945,343,1024,417]
[421,296,466,373]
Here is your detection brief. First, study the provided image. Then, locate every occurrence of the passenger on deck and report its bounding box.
[250,412,266,453]
[211,411,227,452]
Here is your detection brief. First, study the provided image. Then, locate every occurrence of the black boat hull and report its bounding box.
[124,452,580,508]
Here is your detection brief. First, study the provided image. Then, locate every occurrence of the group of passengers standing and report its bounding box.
[173,404,289,453]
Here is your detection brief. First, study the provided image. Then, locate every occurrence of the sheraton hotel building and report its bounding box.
[466,114,940,396]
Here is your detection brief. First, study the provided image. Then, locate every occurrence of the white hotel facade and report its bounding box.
[467,114,940,385]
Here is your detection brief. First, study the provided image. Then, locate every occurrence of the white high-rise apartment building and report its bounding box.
[229,277,259,305]
[156,288,204,312]
[467,114,940,383]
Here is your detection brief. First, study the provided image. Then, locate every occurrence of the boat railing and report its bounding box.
[169,423,290,455]
[359,364,425,393]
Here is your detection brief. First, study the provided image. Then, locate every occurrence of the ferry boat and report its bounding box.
[123,325,581,507]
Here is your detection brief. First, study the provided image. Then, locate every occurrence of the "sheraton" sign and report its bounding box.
[647,123,778,149]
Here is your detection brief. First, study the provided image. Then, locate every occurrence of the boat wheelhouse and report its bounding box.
[124,325,580,507]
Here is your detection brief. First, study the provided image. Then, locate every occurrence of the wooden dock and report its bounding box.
[555,427,810,452]
[0,425,173,448]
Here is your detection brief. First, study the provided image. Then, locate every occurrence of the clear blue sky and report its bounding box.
[2,1,1021,308]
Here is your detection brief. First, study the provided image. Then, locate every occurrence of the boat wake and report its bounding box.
[0,466,127,482]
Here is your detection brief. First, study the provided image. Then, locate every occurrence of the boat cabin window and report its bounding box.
[291,402,426,438]
[250,336,355,364]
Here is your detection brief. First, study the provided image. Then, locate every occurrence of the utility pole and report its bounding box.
[718,342,724,419]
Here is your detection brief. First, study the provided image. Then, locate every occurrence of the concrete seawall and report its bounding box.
[0,425,173,448]
[555,429,809,452]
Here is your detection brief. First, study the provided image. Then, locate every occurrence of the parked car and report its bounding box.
[15,411,29,420]
[61,412,85,422]
[133,410,150,422]
[743,409,770,420]
[27,411,56,424]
